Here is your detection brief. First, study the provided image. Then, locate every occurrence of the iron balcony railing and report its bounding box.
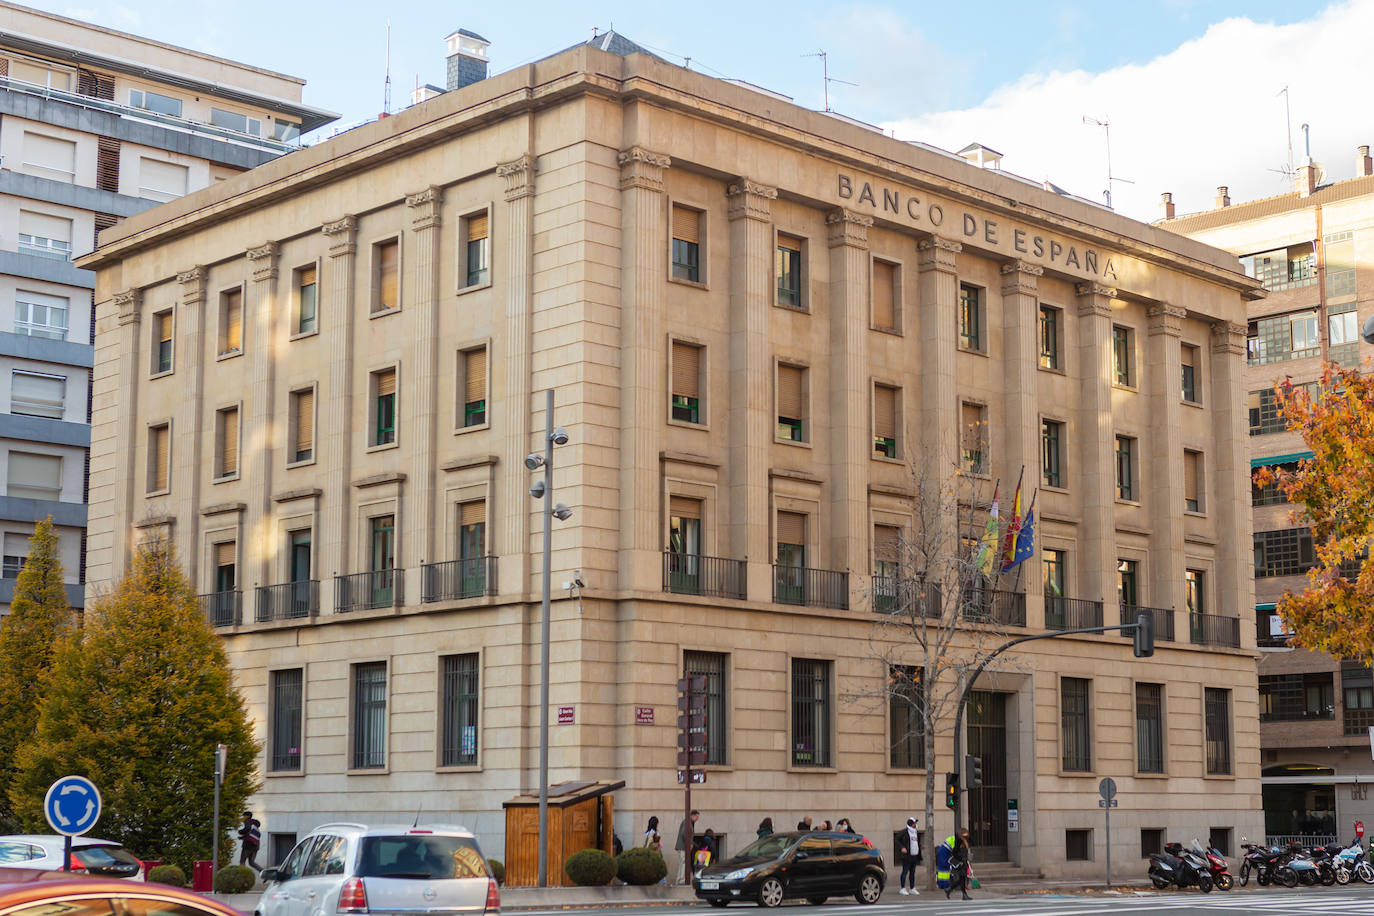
[962,589,1027,627]
[422,556,498,602]
[1044,596,1103,631]
[335,568,404,613]
[774,565,849,610]
[871,577,941,617]
[200,590,241,627]
[256,580,319,622]
[1121,605,1175,642]
[662,552,746,601]
[1189,612,1241,649]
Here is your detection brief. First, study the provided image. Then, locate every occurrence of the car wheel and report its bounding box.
[855,874,882,905]
[806,897,826,905]
[758,878,785,908]
[708,900,729,908]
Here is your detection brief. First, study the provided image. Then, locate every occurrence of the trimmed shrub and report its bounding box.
[213,864,256,894]
[147,864,187,887]
[487,858,505,885]
[564,848,616,886]
[616,846,667,885]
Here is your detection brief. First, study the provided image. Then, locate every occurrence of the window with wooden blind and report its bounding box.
[872,259,897,331]
[777,511,806,558]
[776,364,805,442]
[215,406,239,479]
[671,204,701,282]
[219,288,242,355]
[7,451,61,501]
[671,341,702,423]
[458,500,486,560]
[776,235,803,308]
[96,137,120,193]
[213,541,236,594]
[295,264,318,335]
[147,424,169,493]
[462,347,487,427]
[1181,343,1200,403]
[21,131,76,183]
[873,384,898,458]
[961,402,988,474]
[153,310,173,373]
[668,496,702,567]
[373,368,397,445]
[375,239,399,312]
[1184,449,1203,513]
[291,388,315,463]
[464,212,490,287]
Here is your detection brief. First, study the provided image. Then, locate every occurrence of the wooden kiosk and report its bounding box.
[502,780,626,886]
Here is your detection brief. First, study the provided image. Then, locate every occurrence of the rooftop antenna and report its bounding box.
[802,50,857,112]
[1082,115,1133,209]
[1269,86,1296,182]
[382,19,391,115]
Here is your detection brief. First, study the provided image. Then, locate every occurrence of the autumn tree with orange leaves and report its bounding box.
[1255,363,1374,662]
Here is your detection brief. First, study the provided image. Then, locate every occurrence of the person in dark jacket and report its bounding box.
[237,811,261,871]
[757,818,773,840]
[944,829,972,900]
[897,817,920,895]
[797,815,812,831]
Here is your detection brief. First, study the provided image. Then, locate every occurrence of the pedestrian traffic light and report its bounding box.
[1133,612,1154,658]
[945,772,958,809]
[965,754,983,790]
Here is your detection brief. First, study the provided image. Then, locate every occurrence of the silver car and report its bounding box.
[0,835,144,878]
[256,824,497,916]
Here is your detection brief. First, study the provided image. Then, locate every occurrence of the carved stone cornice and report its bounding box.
[825,208,871,248]
[1210,320,1247,355]
[1000,260,1043,296]
[1075,281,1116,318]
[177,267,206,306]
[618,147,670,193]
[916,236,961,273]
[726,179,778,223]
[406,186,443,231]
[323,215,358,257]
[498,154,536,201]
[1146,303,1187,338]
[114,288,141,326]
[247,242,279,283]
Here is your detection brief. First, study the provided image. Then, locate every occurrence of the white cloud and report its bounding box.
[880,0,1374,222]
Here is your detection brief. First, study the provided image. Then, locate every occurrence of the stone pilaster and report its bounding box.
[1146,303,1186,614]
[406,187,443,570]
[1075,282,1118,613]
[321,216,357,602]
[916,236,961,526]
[724,176,776,601]
[826,208,872,579]
[1209,319,1252,638]
[617,148,673,592]
[173,267,206,583]
[498,154,535,599]
[111,288,141,577]
[245,242,279,590]
[1000,260,1043,624]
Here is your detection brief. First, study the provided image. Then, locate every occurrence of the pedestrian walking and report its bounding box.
[757,817,773,840]
[642,816,660,846]
[940,829,972,900]
[897,817,921,895]
[237,811,261,871]
[694,828,717,873]
[675,809,699,885]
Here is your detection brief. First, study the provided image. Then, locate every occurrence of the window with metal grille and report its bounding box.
[889,665,924,769]
[1039,305,1061,370]
[776,235,803,309]
[671,205,701,282]
[1342,662,1374,736]
[686,651,728,765]
[1209,828,1232,857]
[1066,829,1092,861]
[1112,325,1133,385]
[352,662,387,769]
[1042,419,1064,488]
[1140,829,1163,858]
[1260,673,1334,722]
[1204,688,1231,774]
[1061,677,1091,772]
[1253,528,1315,577]
[959,284,982,350]
[269,669,303,771]
[441,653,479,766]
[1135,683,1164,773]
[792,658,831,767]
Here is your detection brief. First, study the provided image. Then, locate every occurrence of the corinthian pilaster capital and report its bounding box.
[916,235,961,273]
[1210,320,1247,355]
[247,242,279,282]
[825,208,871,248]
[177,266,206,306]
[114,288,141,326]
[406,186,443,230]
[1146,303,1187,338]
[498,154,536,201]
[323,215,358,257]
[1075,281,1116,317]
[618,147,671,193]
[1000,260,1043,296]
[726,179,778,223]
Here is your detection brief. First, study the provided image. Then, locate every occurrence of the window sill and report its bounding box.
[871,454,904,466]
[884,766,928,776]
[1184,509,1207,519]
[216,349,243,362]
[1112,383,1139,393]
[369,307,402,319]
[457,280,493,297]
[290,328,319,342]
[962,470,992,480]
[366,441,399,454]
[345,766,390,775]
[669,276,709,292]
[870,324,902,337]
[957,344,988,357]
[786,765,838,774]
[1116,498,1143,508]
[1038,365,1066,376]
[775,437,812,449]
[150,369,174,380]
[455,421,490,436]
[145,488,170,498]
[668,418,710,432]
[435,764,483,774]
[212,473,240,484]
[266,768,305,778]
[1042,484,1070,495]
[286,457,317,470]
[1058,769,1095,777]
[1183,398,1204,409]
[1203,771,1236,780]
[774,300,809,314]
[1134,770,1169,779]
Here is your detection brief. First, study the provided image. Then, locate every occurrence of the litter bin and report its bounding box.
[192,860,213,892]
[141,860,161,881]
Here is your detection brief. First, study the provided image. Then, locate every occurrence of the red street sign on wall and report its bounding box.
[557,705,575,724]
[635,706,654,725]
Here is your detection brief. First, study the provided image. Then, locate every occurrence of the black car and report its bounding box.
[693,831,885,908]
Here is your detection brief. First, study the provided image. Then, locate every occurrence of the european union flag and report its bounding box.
[1003,507,1035,572]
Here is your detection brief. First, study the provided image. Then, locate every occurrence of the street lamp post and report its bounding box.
[527,388,571,888]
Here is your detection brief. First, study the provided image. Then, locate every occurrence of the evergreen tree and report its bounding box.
[0,517,71,830]
[11,539,259,867]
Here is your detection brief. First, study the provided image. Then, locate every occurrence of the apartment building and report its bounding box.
[0,1,333,612]
[79,34,1264,879]
[1163,154,1374,843]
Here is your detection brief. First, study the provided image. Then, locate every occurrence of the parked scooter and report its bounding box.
[1279,844,1323,887]
[1194,839,1234,891]
[1331,839,1374,885]
[1148,841,1214,892]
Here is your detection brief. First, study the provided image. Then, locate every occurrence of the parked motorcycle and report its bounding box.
[1331,840,1374,885]
[1238,840,1285,887]
[1194,840,1234,891]
[1280,844,1323,887]
[1148,841,1213,892]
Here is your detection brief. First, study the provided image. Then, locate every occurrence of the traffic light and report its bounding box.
[1133,612,1155,658]
[945,772,958,809]
[965,754,983,790]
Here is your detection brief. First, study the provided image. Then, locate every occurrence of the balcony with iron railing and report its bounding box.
[961,589,1027,627]
[662,552,746,601]
[255,580,319,622]
[335,568,404,613]
[1044,596,1103,631]
[1189,612,1241,649]
[422,556,498,602]
[774,564,849,611]
[200,590,241,628]
[871,577,941,617]
[1120,605,1175,642]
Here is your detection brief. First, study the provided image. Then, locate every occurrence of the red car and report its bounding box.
[0,868,245,916]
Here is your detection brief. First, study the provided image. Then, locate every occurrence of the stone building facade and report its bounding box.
[81,40,1262,878]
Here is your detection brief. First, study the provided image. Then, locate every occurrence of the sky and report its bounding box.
[58,0,1374,222]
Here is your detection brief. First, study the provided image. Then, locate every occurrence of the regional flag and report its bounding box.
[976,483,1000,577]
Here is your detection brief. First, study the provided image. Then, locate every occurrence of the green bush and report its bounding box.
[487,858,505,885]
[564,848,616,886]
[213,864,256,894]
[616,846,667,885]
[147,864,187,887]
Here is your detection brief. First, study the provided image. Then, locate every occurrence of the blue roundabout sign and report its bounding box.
[44,775,102,837]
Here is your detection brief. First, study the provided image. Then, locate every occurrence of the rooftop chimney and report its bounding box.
[1215,186,1230,208]
[445,29,490,91]
[1160,192,1175,220]
[1359,145,1373,178]
[1297,159,1318,197]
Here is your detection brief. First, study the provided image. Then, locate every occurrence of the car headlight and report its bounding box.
[723,868,754,881]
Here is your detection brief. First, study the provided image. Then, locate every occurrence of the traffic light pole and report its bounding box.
[951,617,1151,836]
